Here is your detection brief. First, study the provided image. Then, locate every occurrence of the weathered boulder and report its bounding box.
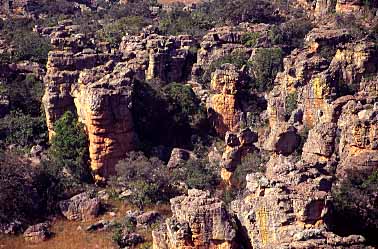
[264,123,301,156]
[23,223,51,243]
[302,122,337,163]
[59,192,101,221]
[118,232,144,248]
[167,148,197,169]
[221,128,258,184]
[152,189,238,249]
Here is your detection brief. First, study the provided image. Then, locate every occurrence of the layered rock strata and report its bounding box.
[42,24,135,179]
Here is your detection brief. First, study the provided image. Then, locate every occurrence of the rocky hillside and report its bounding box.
[0,0,377,248]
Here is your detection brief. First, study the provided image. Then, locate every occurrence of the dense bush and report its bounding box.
[250,48,283,92]
[0,111,47,148]
[0,152,68,225]
[5,74,44,116]
[49,111,92,182]
[97,16,150,47]
[172,158,220,190]
[109,152,175,209]
[233,151,267,189]
[332,169,378,246]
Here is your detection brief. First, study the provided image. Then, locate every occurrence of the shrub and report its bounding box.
[250,48,283,92]
[242,32,260,47]
[201,51,250,84]
[110,152,176,209]
[284,92,298,119]
[97,16,150,47]
[49,111,92,182]
[172,159,220,190]
[163,83,207,131]
[233,150,267,189]
[6,74,44,116]
[0,111,47,148]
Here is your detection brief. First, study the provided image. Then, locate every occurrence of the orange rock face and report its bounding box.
[208,64,243,137]
[43,25,135,179]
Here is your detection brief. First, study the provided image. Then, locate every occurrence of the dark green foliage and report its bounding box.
[249,48,283,92]
[6,74,44,116]
[0,111,47,148]
[110,152,175,209]
[201,51,250,84]
[269,18,313,48]
[49,111,92,182]
[159,7,213,37]
[163,83,207,131]
[284,92,298,119]
[0,152,68,225]
[232,151,267,189]
[172,159,220,190]
[0,153,41,224]
[0,18,51,64]
[332,169,378,246]
[97,16,151,47]
[242,32,260,48]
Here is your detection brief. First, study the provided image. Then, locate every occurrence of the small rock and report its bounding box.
[86,220,115,232]
[23,223,51,243]
[136,211,161,226]
[118,232,144,248]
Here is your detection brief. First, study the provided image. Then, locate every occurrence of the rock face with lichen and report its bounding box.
[152,189,238,249]
[42,22,135,179]
[231,156,367,249]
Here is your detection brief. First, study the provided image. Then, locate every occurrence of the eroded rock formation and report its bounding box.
[208,64,245,137]
[43,23,135,179]
[152,189,238,249]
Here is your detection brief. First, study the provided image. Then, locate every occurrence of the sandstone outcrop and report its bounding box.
[231,156,368,249]
[208,64,245,137]
[119,31,196,83]
[167,148,197,169]
[221,128,258,184]
[152,189,238,249]
[43,24,135,179]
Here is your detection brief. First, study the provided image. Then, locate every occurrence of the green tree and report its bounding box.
[49,111,91,182]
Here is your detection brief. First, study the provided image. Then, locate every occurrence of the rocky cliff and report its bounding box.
[42,22,135,180]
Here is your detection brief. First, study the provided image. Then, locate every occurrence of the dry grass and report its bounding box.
[0,199,172,249]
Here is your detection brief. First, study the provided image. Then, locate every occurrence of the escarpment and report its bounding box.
[43,23,198,179]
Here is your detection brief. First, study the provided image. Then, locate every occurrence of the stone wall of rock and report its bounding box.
[43,24,135,180]
[152,189,238,249]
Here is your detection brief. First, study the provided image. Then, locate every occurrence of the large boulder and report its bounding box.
[59,192,101,221]
[152,189,238,249]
